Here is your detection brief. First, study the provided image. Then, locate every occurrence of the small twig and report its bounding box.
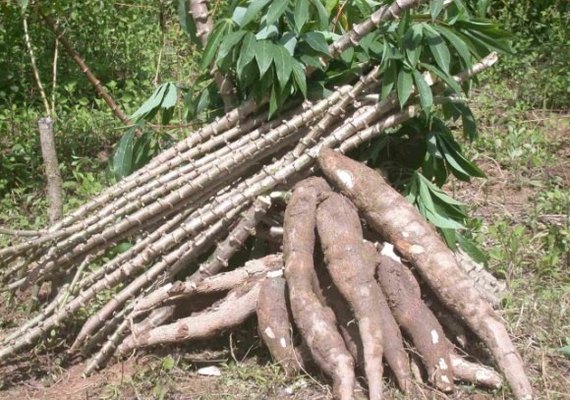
[50,18,59,117]
[21,10,50,116]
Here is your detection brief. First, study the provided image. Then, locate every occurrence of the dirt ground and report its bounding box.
[0,111,568,400]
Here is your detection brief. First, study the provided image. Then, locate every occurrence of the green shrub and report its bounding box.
[484,0,570,108]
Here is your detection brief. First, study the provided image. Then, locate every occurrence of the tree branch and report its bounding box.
[41,13,131,125]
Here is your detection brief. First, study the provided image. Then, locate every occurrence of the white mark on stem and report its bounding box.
[280,338,287,348]
[381,242,401,263]
[410,245,425,255]
[438,358,448,370]
[475,370,492,381]
[431,329,440,344]
[264,327,275,339]
[336,170,354,189]
[266,269,283,278]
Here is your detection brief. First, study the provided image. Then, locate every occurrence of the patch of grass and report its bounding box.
[453,80,570,399]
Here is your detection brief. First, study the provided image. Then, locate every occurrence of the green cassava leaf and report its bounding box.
[200,21,229,69]
[420,63,463,94]
[424,25,451,73]
[232,6,248,25]
[404,24,423,67]
[237,32,257,74]
[274,45,293,87]
[240,0,272,27]
[216,30,246,62]
[419,200,465,229]
[308,0,330,30]
[269,83,279,116]
[256,24,279,39]
[130,84,167,121]
[443,100,478,140]
[255,40,274,75]
[432,25,472,67]
[461,28,512,54]
[456,234,488,264]
[440,228,458,250]
[412,70,433,111]
[196,87,211,114]
[266,0,289,25]
[177,0,198,44]
[437,131,485,177]
[397,68,413,107]
[132,132,154,170]
[291,59,307,97]
[112,129,135,179]
[381,60,397,100]
[303,31,330,54]
[418,175,437,215]
[294,0,310,31]
[430,0,444,20]
[279,32,298,55]
[340,47,354,64]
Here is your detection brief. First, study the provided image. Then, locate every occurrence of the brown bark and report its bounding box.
[313,257,411,394]
[317,148,533,400]
[116,280,261,354]
[316,193,385,400]
[257,275,301,376]
[283,178,355,400]
[375,251,454,392]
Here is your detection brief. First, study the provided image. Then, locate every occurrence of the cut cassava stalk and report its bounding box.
[70,201,247,351]
[188,196,272,281]
[450,353,502,389]
[325,0,420,67]
[18,86,352,286]
[291,65,381,157]
[133,254,283,315]
[317,148,533,400]
[31,0,418,238]
[316,193,385,400]
[84,317,131,375]
[374,246,454,392]
[256,273,301,376]
[283,178,356,400]
[115,279,262,355]
[0,198,243,361]
[454,249,506,307]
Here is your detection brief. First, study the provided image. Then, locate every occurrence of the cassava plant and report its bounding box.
[0,0,533,399]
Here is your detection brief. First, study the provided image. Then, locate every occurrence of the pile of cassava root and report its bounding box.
[1,149,533,399]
